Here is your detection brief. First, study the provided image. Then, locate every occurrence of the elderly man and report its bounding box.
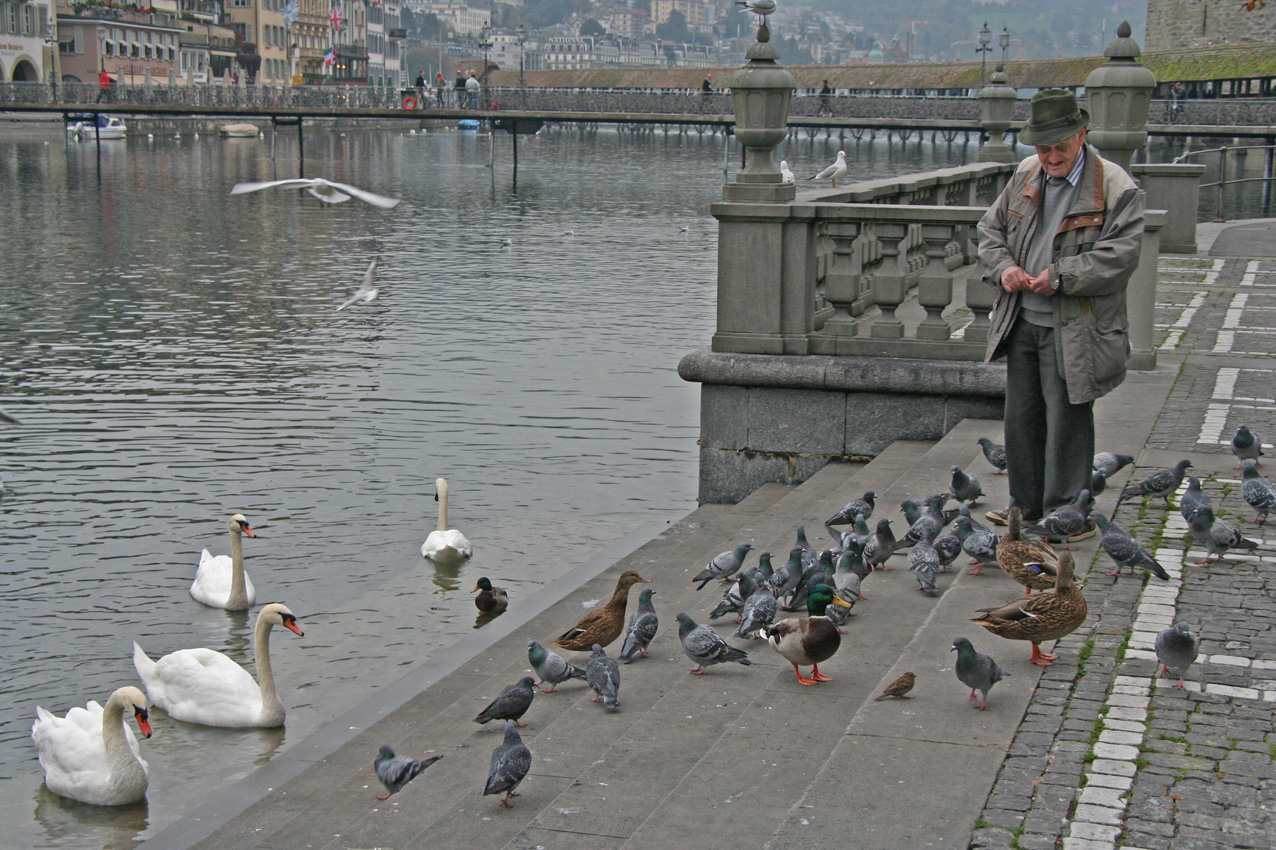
[978,89,1145,533]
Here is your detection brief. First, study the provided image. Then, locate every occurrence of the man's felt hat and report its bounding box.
[1020,89,1090,146]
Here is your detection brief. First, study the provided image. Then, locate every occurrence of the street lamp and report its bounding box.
[976,21,991,85]
[478,24,492,79]
[999,26,1010,63]
[516,24,526,87]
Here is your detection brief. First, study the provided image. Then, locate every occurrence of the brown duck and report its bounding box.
[972,550,1087,666]
[552,570,650,651]
[997,507,1060,595]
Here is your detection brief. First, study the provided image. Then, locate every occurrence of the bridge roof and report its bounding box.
[488,43,1276,91]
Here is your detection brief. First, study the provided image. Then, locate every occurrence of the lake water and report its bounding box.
[0,119,987,849]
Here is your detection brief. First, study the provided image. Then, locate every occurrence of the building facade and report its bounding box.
[57,6,184,84]
[2,0,55,82]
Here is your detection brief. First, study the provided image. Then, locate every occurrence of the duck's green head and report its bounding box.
[473,576,493,593]
[808,584,850,616]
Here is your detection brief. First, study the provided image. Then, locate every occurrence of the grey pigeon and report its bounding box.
[925,493,960,528]
[768,546,805,604]
[1241,460,1276,523]
[1024,490,1090,548]
[949,465,983,506]
[1093,452,1135,479]
[618,588,658,663]
[1178,476,1211,523]
[692,542,753,590]
[793,525,818,571]
[1090,512,1170,580]
[1089,468,1107,498]
[954,515,998,575]
[1154,622,1199,688]
[474,676,537,726]
[585,644,621,709]
[483,721,532,807]
[785,549,835,611]
[680,612,752,673]
[1188,506,1259,564]
[751,550,775,585]
[900,499,941,548]
[839,515,874,555]
[734,581,778,638]
[978,437,1007,475]
[951,636,1008,710]
[908,535,941,594]
[1231,424,1263,468]
[709,571,756,621]
[934,533,962,572]
[1116,460,1192,508]
[865,518,898,570]
[826,491,876,526]
[828,552,862,628]
[374,745,441,799]
[527,640,586,693]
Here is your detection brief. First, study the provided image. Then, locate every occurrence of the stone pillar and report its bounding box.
[1083,21,1156,174]
[724,23,795,203]
[976,64,1016,164]
[1126,210,1163,371]
[1130,163,1207,254]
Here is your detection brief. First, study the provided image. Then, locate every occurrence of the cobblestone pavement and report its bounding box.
[970,255,1276,850]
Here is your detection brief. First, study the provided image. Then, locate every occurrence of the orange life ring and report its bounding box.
[402,94,417,110]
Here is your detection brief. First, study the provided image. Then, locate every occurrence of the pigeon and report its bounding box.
[483,721,532,807]
[1154,622,1199,688]
[1188,506,1259,564]
[585,644,621,709]
[934,533,962,573]
[1092,452,1135,479]
[827,553,862,630]
[230,177,401,208]
[900,499,941,549]
[0,406,20,425]
[826,491,876,526]
[978,437,1007,475]
[474,676,537,727]
[793,525,818,568]
[875,672,916,701]
[1024,489,1091,549]
[951,636,1008,710]
[925,492,961,527]
[949,466,983,506]
[812,150,848,188]
[373,746,441,799]
[709,571,756,621]
[1116,460,1192,509]
[679,612,752,674]
[735,0,777,19]
[908,535,941,594]
[1178,476,1212,524]
[692,542,754,589]
[835,515,875,555]
[527,640,586,693]
[785,550,835,611]
[1241,460,1276,523]
[618,588,658,663]
[336,256,380,311]
[1090,511,1170,580]
[780,159,795,183]
[954,515,998,575]
[865,518,899,571]
[1231,424,1263,468]
[734,581,778,639]
[1089,468,1108,498]
[769,546,806,605]
[752,551,775,586]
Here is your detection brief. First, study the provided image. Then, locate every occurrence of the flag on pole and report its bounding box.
[281,0,299,26]
[329,7,343,31]
[323,46,337,67]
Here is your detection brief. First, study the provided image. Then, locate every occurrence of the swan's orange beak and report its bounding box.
[238,520,257,538]
[134,709,153,738]
[283,616,304,637]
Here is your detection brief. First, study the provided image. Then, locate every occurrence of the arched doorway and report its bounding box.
[11,59,39,82]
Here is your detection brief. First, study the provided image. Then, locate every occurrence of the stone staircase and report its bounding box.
[158,417,1067,850]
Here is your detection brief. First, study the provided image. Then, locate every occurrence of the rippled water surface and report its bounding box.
[0,119,977,849]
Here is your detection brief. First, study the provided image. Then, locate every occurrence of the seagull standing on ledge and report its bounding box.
[336,257,380,311]
[230,178,401,208]
[735,0,777,19]
[780,160,795,183]
[812,151,848,188]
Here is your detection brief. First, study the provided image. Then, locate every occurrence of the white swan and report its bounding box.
[133,603,304,728]
[421,477,473,563]
[31,686,152,806]
[190,514,258,610]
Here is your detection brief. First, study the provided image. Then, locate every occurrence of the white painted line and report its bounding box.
[1213,367,1240,400]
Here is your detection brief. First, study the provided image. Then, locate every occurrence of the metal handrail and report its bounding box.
[1172,144,1276,222]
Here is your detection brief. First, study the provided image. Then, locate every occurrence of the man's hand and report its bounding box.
[1001,265,1032,293]
[1026,269,1055,295]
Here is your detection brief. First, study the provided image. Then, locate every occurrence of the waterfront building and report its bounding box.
[293,0,328,83]
[330,0,366,83]
[407,1,487,37]
[178,14,237,82]
[223,0,287,84]
[1,0,54,81]
[56,1,184,85]
[367,0,404,87]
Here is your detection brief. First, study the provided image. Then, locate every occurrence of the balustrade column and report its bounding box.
[868,223,909,339]
[821,221,863,337]
[916,224,955,341]
[962,271,996,346]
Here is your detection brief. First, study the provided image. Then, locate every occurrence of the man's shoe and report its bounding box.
[986,509,1009,526]
[1068,520,1099,542]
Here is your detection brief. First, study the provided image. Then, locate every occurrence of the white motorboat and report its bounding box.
[70,115,127,140]
[220,123,261,138]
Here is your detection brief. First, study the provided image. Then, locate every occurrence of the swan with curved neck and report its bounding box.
[422,477,473,563]
[190,514,258,610]
[32,685,153,806]
[133,602,304,728]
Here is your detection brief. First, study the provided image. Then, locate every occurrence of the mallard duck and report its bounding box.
[473,577,509,615]
[552,570,649,651]
[996,507,1059,594]
[763,584,852,685]
[971,550,1087,666]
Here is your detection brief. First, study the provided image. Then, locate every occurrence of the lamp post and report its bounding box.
[975,21,991,85]
[516,24,526,87]
[478,24,492,80]
[724,20,795,202]
[999,26,1010,63]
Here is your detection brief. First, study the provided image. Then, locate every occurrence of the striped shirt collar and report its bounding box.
[1063,145,1086,187]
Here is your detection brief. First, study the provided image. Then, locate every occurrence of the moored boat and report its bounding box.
[69,114,127,140]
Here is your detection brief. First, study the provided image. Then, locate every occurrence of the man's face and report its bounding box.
[1035,129,1086,179]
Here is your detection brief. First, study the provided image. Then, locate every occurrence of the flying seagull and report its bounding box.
[336,257,380,311]
[230,177,401,209]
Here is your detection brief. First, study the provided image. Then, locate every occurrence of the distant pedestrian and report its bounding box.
[465,71,480,109]
[97,68,112,103]
[413,70,425,109]
[435,72,446,107]
[819,79,832,115]
[701,74,712,94]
